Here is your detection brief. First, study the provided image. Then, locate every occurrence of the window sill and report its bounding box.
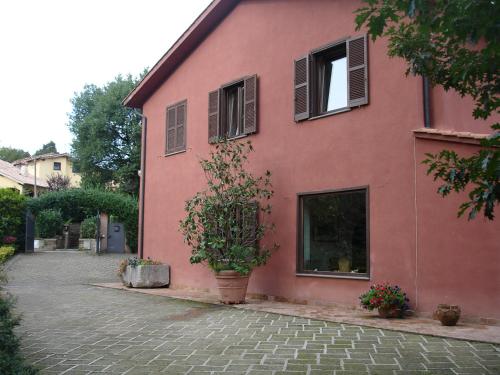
[296,272,370,280]
[307,107,351,122]
[164,149,186,157]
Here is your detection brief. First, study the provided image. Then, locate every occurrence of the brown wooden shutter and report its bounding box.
[243,75,257,134]
[294,55,310,121]
[175,101,186,150]
[166,106,176,154]
[208,89,220,143]
[347,35,368,107]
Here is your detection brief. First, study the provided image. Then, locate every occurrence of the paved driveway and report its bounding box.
[5,252,500,375]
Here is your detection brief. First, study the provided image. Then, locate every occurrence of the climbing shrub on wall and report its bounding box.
[28,189,138,252]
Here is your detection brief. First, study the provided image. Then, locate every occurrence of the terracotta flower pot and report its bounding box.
[378,305,402,318]
[215,270,250,304]
[434,304,461,326]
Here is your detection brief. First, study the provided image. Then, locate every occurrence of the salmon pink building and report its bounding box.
[125,0,499,322]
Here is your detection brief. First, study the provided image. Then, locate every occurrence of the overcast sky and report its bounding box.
[0,0,212,154]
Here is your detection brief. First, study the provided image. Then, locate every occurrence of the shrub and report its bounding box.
[180,139,278,275]
[0,267,38,374]
[359,283,410,311]
[36,209,63,238]
[28,188,138,252]
[0,247,15,264]
[2,236,16,245]
[80,217,97,238]
[0,189,26,250]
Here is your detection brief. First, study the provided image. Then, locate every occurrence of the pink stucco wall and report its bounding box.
[140,0,499,320]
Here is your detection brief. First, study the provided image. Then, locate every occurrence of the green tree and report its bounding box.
[34,141,57,156]
[68,75,142,195]
[355,0,499,220]
[0,147,30,163]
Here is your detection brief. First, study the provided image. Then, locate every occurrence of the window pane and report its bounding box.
[302,190,367,274]
[326,57,347,112]
[227,88,239,137]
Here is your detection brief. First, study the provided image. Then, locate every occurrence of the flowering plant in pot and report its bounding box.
[359,283,409,318]
[180,139,278,304]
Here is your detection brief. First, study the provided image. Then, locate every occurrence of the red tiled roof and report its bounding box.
[0,159,48,187]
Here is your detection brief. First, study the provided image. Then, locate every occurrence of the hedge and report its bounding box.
[0,189,26,249]
[28,189,138,252]
[80,217,98,238]
[36,209,63,238]
[0,247,15,264]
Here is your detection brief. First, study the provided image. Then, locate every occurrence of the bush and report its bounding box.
[359,283,410,311]
[28,188,138,252]
[0,268,38,374]
[0,189,26,250]
[80,217,97,238]
[0,247,15,264]
[36,209,63,238]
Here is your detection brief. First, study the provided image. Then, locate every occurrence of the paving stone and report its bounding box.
[5,252,500,375]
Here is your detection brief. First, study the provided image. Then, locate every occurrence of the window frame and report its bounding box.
[310,38,350,118]
[165,99,187,156]
[53,162,61,171]
[220,78,246,140]
[296,186,370,280]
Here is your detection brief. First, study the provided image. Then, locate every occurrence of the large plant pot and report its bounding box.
[40,238,57,251]
[378,306,403,319]
[215,270,250,304]
[79,239,96,251]
[434,304,461,326]
[121,265,170,288]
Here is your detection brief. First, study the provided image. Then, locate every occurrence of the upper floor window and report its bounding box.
[294,35,368,121]
[53,162,61,171]
[208,75,257,143]
[165,100,187,155]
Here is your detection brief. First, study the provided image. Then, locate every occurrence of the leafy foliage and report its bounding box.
[46,174,71,192]
[80,217,97,239]
[180,139,278,276]
[0,147,30,163]
[68,74,143,195]
[34,141,57,156]
[0,247,15,264]
[117,257,161,276]
[359,283,410,311]
[36,209,63,238]
[0,189,26,250]
[355,0,499,219]
[28,188,138,252]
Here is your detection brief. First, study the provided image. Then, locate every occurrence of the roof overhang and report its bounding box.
[123,0,240,109]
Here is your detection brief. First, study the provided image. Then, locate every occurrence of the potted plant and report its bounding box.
[180,139,278,304]
[36,209,63,250]
[79,217,97,251]
[118,257,170,288]
[359,283,410,318]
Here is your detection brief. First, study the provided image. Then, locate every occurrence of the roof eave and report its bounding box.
[123,0,240,109]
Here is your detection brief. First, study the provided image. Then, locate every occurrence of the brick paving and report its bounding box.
[5,252,500,375]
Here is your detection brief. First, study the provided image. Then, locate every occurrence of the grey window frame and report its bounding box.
[53,162,61,171]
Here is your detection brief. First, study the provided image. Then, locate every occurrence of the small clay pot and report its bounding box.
[378,306,403,318]
[435,304,461,326]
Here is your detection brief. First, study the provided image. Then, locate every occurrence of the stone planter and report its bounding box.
[79,239,96,251]
[38,238,57,251]
[215,270,250,304]
[378,306,403,319]
[121,264,170,288]
[434,304,461,326]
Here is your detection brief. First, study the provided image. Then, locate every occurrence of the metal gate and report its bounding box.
[25,211,35,252]
[107,223,125,253]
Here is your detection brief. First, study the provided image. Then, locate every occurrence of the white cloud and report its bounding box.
[0,0,212,154]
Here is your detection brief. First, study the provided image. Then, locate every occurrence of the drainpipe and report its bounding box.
[138,115,147,259]
[422,76,432,128]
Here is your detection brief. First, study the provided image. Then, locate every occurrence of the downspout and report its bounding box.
[422,76,431,128]
[138,115,147,259]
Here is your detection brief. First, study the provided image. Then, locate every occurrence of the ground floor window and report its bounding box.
[298,187,369,277]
